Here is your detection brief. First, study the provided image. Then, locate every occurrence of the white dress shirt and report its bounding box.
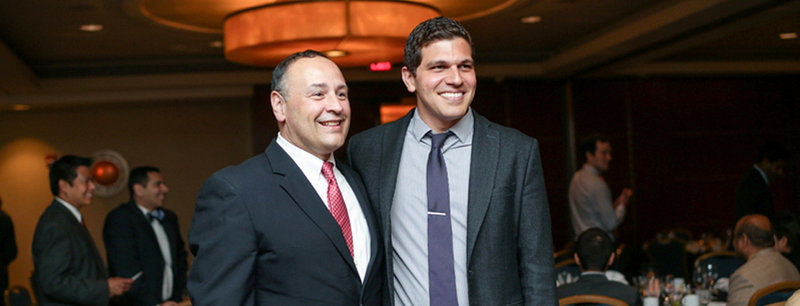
[137,204,173,301]
[55,197,83,223]
[276,133,371,281]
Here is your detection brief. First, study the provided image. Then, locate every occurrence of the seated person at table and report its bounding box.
[557,228,641,306]
[728,214,800,306]
[773,211,800,272]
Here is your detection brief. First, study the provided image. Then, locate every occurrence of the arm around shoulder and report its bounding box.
[188,172,258,306]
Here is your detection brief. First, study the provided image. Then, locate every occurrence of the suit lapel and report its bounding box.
[53,201,108,278]
[127,202,163,261]
[466,113,499,263]
[338,160,379,279]
[379,111,413,228]
[266,142,357,273]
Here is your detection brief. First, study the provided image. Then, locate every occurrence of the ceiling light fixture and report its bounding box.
[223,1,440,67]
[12,104,30,111]
[779,32,797,40]
[520,16,542,24]
[209,41,224,48]
[80,24,104,32]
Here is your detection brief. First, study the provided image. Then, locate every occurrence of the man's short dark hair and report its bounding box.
[49,155,92,196]
[404,16,473,76]
[128,166,160,199]
[270,50,330,97]
[575,228,614,271]
[774,211,800,247]
[579,133,609,164]
[736,219,774,248]
[757,141,790,163]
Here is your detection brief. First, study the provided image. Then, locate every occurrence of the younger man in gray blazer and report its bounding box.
[348,16,556,306]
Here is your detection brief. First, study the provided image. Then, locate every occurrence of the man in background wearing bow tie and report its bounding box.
[104,166,188,306]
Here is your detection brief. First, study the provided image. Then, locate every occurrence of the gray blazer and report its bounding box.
[347,109,557,306]
[32,200,109,306]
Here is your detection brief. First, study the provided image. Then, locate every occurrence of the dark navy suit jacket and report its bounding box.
[187,141,384,306]
[103,201,188,306]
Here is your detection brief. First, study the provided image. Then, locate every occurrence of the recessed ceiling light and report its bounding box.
[12,104,30,111]
[779,32,797,40]
[324,50,349,58]
[520,16,542,24]
[80,24,103,32]
[209,41,224,48]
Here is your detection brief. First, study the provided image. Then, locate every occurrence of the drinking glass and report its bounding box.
[702,263,718,289]
[692,265,705,289]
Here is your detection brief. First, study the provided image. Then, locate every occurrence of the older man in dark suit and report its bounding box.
[103,166,188,306]
[187,50,383,306]
[347,16,556,306]
[32,155,133,306]
[557,228,640,306]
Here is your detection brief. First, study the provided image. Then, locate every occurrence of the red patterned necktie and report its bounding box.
[322,162,353,257]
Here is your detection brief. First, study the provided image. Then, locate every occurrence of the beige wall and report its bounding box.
[0,97,254,293]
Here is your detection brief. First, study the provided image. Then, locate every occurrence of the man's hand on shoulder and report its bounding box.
[108,276,133,297]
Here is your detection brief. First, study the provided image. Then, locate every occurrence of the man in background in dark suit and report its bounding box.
[347,17,556,306]
[0,195,18,306]
[734,141,790,222]
[557,228,640,306]
[188,50,383,306]
[32,155,133,306]
[104,166,188,306]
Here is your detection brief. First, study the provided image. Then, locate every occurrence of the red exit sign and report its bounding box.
[370,62,391,71]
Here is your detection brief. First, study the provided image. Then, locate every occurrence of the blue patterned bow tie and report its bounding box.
[147,209,165,222]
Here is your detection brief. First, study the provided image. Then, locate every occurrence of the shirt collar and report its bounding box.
[580,271,607,276]
[750,247,776,261]
[582,164,601,177]
[753,164,769,184]
[276,132,335,181]
[54,197,82,223]
[409,107,474,146]
[136,203,152,215]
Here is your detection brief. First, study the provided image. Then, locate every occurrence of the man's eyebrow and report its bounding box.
[424,59,474,67]
[425,59,448,67]
[305,83,329,92]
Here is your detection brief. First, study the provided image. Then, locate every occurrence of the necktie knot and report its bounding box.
[428,131,454,151]
[321,162,336,181]
[148,209,165,222]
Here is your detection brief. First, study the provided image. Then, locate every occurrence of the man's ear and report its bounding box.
[775,235,791,252]
[573,253,581,268]
[133,184,144,198]
[57,179,70,196]
[737,234,750,249]
[271,91,287,123]
[606,252,616,269]
[401,66,417,94]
